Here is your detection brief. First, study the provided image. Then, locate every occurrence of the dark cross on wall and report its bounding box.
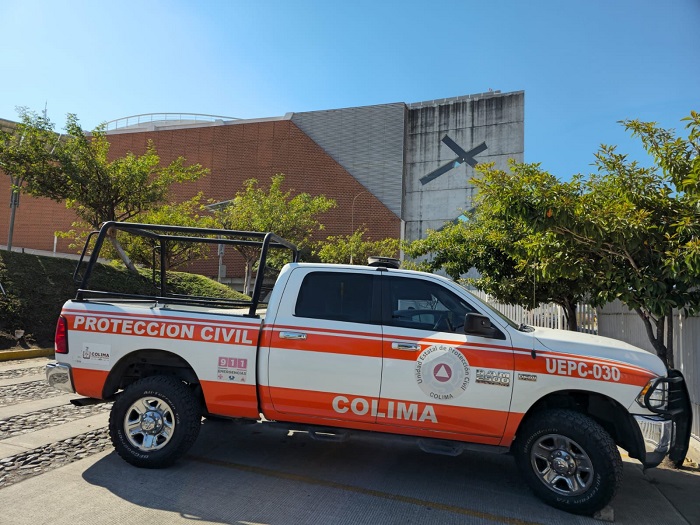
[420,135,488,185]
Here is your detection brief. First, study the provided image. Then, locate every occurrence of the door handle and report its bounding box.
[392,342,420,351]
[279,331,307,340]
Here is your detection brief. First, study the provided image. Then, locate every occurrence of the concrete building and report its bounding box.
[0,91,524,271]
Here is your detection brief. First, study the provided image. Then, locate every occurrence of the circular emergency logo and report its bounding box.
[415,344,470,400]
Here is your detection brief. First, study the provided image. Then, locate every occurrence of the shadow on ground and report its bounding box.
[81,419,694,525]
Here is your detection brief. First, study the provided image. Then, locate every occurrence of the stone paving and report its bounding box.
[0,380,65,407]
[0,366,45,381]
[0,403,111,439]
[0,428,111,488]
[0,358,114,489]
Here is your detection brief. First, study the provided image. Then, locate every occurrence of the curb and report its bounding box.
[0,347,55,362]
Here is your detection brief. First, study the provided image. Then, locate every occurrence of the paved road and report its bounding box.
[1,357,697,525]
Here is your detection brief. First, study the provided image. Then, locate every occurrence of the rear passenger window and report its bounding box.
[295,272,375,324]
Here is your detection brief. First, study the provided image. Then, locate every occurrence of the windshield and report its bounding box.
[458,284,520,330]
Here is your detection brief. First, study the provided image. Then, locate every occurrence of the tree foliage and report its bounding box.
[624,111,700,278]
[26,114,208,230]
[405,112,700,360]
[471,113,700,368]
[0,108,62,248]
[215,174,336,293]
[118,193,218,270]
[0,108,60,189]
[315,228,399,265]
[404,162,592,331]
[3,111,208,270]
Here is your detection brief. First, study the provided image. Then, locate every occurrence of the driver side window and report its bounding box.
[384,277,476,332]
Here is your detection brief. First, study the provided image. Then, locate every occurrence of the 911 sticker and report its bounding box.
[217,357,248,383]
[545,357,621,382]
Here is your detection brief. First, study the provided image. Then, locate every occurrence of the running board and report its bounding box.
[418,439,509,457]
[70,397,105,407]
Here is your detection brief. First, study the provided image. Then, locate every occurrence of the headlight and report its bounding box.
[636,378,669,412]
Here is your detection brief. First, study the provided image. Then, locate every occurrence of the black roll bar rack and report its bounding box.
[73,221,299,317]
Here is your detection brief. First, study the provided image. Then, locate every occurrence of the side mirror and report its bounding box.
[464,313,498,338]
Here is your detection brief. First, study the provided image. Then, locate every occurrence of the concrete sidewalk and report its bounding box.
[644,461,700,525]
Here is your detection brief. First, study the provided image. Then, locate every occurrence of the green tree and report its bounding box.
[25,114,208,270]
[404,163,592,331]
[0,108,62,250]
[624,111,700,279]
[119,193,218,270]
[316,228,399,265]
[215,174,335,294]
[474,113,700,368]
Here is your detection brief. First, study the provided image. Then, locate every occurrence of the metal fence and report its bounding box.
[104,113,239,131]
[468,289,597,334]
[598,301,699,441]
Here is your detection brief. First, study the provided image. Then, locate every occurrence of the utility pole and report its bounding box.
[2,125,26,251]
[7,178,20,250]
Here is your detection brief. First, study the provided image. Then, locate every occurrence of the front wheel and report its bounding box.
[109,375,201,468]
[513,409,622,515]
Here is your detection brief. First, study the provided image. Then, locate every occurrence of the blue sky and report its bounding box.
[1,0,698,178]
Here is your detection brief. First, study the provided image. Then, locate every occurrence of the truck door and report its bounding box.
[378,274,514,443]
[264,268,384,424]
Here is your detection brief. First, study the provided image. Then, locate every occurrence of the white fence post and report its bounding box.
[467,289,597,335]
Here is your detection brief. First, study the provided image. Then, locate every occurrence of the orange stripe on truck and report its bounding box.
[63,313,259,346]
[263,386,510,442]
[514,352,655,387]
[201,380,259,419]
[270,329,381,358]
[499,412,526,447]
[269,326,515,368]
[62,307,261,327]
[72,367,110,398]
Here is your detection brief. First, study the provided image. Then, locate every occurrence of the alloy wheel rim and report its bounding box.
[530,433,594,496]
[124,396,176,452]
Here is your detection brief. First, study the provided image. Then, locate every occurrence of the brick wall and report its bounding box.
[0,119,401,273]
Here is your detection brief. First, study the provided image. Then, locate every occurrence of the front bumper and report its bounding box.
[633,368,693,468]
[633,415,673,466]
[46,362,75,393]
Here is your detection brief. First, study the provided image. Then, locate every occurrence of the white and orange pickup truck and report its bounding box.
[46,222,692,515]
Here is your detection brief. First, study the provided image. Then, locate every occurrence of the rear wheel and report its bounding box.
[109,375,201,468]
[513,409,622,515]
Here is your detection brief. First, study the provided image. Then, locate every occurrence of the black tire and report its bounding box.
[513,409,622,515]
[109,375,201,468]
